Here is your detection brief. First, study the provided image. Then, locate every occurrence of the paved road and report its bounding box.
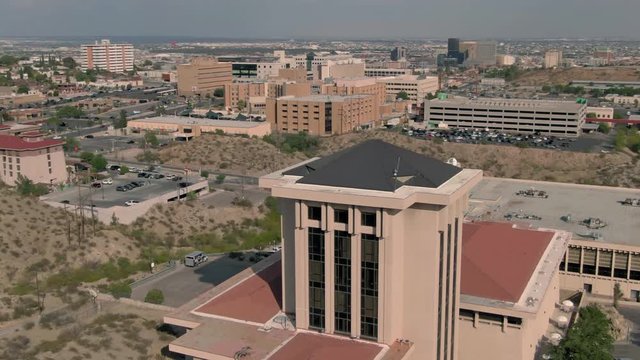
[614,304,640,360]
[131,255,253,307]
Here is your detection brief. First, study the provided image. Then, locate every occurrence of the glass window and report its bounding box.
[308,206,322,221]
[361,212,376,227]
[334,209,348,224]
[308,228,325,330]
[361,234,378,340]
[335,231,351,334]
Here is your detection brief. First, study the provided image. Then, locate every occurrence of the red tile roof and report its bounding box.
[0,134,63,151]
[269,333,383,360]
[461,222,554,303]
[194,260,282,323]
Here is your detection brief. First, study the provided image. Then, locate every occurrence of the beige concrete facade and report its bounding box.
[0,136,67,186]
[425,97,587,137]
[321,78,386,109]
[177,57,233,97]
[128,116,271,137]
[586,106,614,120]
[81,39,134,73]
[377,75,439,104]
[544,50,563,69]
[276,68,309,82]
[266,94,379,136]
[261,161,483,360]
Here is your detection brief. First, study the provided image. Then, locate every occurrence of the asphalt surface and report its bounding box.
[130,255,253,307]
[614,304,640,360]
[46,174,193,208]
[78,135,140,153]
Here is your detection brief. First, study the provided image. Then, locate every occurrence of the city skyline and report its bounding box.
[1,0,640,40]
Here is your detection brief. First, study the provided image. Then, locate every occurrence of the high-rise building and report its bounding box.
[496,54,516,66]
[391,47,407,61]
[177,57,233,97]
[544,50,563,69]
[593,47,614,65]
[80,39,134,73]
[448,38,460,56]
[461,41,497,66]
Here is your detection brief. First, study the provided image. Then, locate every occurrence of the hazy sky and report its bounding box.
[1,0,639,39]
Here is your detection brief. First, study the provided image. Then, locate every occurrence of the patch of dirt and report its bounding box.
[155,134,307,176]
[512,67,640,86]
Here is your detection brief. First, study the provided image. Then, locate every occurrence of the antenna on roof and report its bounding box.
[393,156,400,190]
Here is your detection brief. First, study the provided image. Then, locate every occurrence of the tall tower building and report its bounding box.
[80,39,134,73]
[261,140,483,359]
[391,47,407,61]
[544,50,563,69]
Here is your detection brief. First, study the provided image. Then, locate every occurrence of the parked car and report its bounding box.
[152,173,165,179]
[84,134,94,139]
[109,165,121,171]
[127,140,136,144]
[91,182,102,188]
[171,176,183,182]
[123,183,135,190]
[124,200,139,206]
[165,174,176,180]
[116,185,127,192]
[178,182,192,188]
[102,178,113,185]
[137,172,147,178]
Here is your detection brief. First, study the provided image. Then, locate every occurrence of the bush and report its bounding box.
[107,281,132,299]
[144,289,164,305]
[215,174,225,184]
[15,175,49,197]
[201,170,210,179]
[262,132,319,156]
[119,165,129,175]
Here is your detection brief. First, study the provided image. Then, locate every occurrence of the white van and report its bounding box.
[184,251,207,267]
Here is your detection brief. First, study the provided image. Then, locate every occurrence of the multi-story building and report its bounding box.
[127,115,271,139]
[365,68,412,78]
[425,97,587,137]
[496,54,516,66]
[390,47,407,61]
[177,57,233,97]
[544,50,563,69]
[321,78,386,108]
[461,41,497,66]
[377,75,440,104]
[162,141,574,360]
[594,47,614,65]
[0,133,66,186]
[80,39,134,73]
[266,94,379,136]
[604,94,640,106]
[231,62,287,80]
[224,81,313,113]
[294,53,364,80]
[586,106,614,120]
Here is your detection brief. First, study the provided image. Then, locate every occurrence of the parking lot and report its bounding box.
[46,173,196,208]
[401,127,615,153]
[130,253,271,307]
[78,135,140,154]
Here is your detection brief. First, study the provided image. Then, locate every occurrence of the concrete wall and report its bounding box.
[44,180,209,225]
[1,145,67,186]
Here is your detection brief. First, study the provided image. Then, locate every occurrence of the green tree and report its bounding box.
[119,165,130,175]
[144,132,159,148]
[1,111,13,123]
[396,91,409,100]
[15,175,49,196]
[144,289,164,304]
[56,106,85,119]
[213,88,224,97]
[598,122,611,134]
[0,55,19,66]
[61,57,77,69]
[80,151,95,163]
[16,85,29,94]
[614,283,623,308]
[237,99,247,113]
[142,60,153,67]
[215,174,226,184]
[114,109,128,129]
[63,137,80,152]
[551,304,614,360]
[90,154,108,172]
[201,170,210,179]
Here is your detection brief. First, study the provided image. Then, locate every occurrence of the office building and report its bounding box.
[461,41,497,66]
[127,115,271,139]
[266,94,379,136]
[321,78,386,108]
[447,38,465,65]
[177,57,233,97]
[80,39,134,73]
[425,97,587,137]
[593,47,614,65]
[544,50,563,69]
[390,47,407,61]
[0,133,66,186]
[496,54,516,66]
[224,81,312,113]
[294,53,364,80]
[376,75,440,104]
[365,68,412,78]
[162,140,580,360]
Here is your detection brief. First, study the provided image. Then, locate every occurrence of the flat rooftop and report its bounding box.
[429,97,585,111]
[129,115,266,128]
[269,333,384,360]
[194,260,282,324]
[467,178,640,246]
[278,94,372,102]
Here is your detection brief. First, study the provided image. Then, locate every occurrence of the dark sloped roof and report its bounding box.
[283,139,462,192]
